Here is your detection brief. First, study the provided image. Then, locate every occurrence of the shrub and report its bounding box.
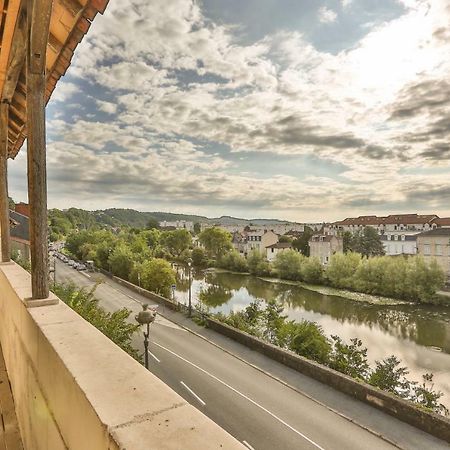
[272,250,304,281]
[300,257,324,284]
[289,321,331,364]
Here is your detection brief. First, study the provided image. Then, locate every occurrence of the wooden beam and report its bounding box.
[27,0,53,299]
[0,102,10,262]
[1,10,26,102]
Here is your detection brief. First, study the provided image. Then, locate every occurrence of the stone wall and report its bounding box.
[0,262,243,450]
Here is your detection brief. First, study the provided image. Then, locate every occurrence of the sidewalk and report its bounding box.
[0,343,23,450]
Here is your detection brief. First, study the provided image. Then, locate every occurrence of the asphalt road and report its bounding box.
[54,260,449,450]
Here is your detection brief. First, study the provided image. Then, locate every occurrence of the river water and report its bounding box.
[173,269,450,409]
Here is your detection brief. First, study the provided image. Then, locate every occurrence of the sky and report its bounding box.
[8,0,450,222]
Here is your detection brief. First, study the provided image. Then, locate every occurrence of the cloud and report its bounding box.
[318,6,338,24]
[96,100,118,115]
[8,0,450,221]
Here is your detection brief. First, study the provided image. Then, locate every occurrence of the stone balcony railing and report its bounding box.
[0,261,244,450]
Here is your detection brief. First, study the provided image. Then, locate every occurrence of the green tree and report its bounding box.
[290,321,331,364]
[191,247,208,267]
[346,227,385,257]
[300,257,324,284]
[198,227,232,260]
[247,250,269,276]
[368,355,411,398]
[218,250,248,272]
[108,244,134,279]
[146,217,160,230]
[162,229,192,258]
[411,374,448,415]
[273,250,304,281]
[193,222,201,235]
[131,259,175,298]
[292,226,314,256]
[326,252,362,289]
[328,336,370,380]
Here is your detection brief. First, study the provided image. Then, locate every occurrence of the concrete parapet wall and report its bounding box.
[0,262,243,450]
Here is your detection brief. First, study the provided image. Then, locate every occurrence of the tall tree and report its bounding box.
[292,226,314,256]
[162,229,192,257]
[347,227,385,257]
[198,227,232,260]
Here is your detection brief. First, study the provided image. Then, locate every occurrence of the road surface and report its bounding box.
[54,260,449,450]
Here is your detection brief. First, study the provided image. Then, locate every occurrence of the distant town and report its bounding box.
[159,213,450,279]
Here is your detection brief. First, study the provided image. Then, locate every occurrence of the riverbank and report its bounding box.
[257,276,410,306]
[211,267,450,306]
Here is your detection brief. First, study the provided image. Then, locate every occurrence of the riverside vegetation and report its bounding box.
[214,299,448,416]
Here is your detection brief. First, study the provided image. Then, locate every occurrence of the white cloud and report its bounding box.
[96,100,117,114]
[318,6,338,23]
[9,0,450,220]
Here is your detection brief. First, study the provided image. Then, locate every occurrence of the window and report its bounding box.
[436,244,443,256]
[401,235,405,241]
[387,235,391,241]
[394,235,398,241]
[423,244,431,255]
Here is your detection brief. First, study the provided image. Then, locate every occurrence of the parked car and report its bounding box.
[77,264,87,271]
[68,260,75,267]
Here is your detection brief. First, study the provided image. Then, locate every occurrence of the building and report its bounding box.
[245,229,278,254]
[432,217,450,228]
[309,235,343,265]
[380,234,417,256]
[266,242,293,262]
[9,210,30,260]
[231,231,247,255]
[416,228,450,279]
[330,214,437,236]
[159,220,194,232]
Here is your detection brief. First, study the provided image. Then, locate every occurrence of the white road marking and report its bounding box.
[148,350,160,363]
[180,381,206,407]
[243,440,256,450]
[153,341,325,450]
[81,272,91,278]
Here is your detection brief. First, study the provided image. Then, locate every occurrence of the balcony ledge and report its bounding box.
[0,261,243,450]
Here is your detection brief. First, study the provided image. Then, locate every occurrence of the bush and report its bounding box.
[191,247,208,267]
[131,258,175,298]
[218,250,248,272]
[247,251,269,276]
[328,336,370,380]
[326,252,362,289]
[289,321,331,364]
[300,257,324,284]
[272,250,304,281]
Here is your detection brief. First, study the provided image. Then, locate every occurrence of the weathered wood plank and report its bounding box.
[27,0,53,299]
[0,102,10,262]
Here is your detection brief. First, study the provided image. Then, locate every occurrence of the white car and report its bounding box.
[68,260,75,267]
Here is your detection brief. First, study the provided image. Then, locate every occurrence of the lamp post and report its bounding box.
[135,304,157,369]
[137,272,141,288]
[187,259,192,317]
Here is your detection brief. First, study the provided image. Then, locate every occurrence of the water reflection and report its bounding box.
[174,269,450,408]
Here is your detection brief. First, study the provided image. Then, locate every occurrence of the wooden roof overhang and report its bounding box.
[0,0,109,159]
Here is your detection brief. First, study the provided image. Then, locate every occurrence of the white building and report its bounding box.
[309,235,343,265]
[159,220,194,232]
[266,242,293,262]
[380,234,417,256]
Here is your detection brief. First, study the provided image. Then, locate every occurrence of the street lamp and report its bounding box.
[137,272,141,288]
[135,304,157,369]
[187,258,192,317]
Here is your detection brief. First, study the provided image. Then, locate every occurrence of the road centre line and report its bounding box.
[153,341,325,450]
[180,381,206,406]
[147,350,160,363]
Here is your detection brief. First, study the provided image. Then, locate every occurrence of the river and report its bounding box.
[173,268,450,409]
